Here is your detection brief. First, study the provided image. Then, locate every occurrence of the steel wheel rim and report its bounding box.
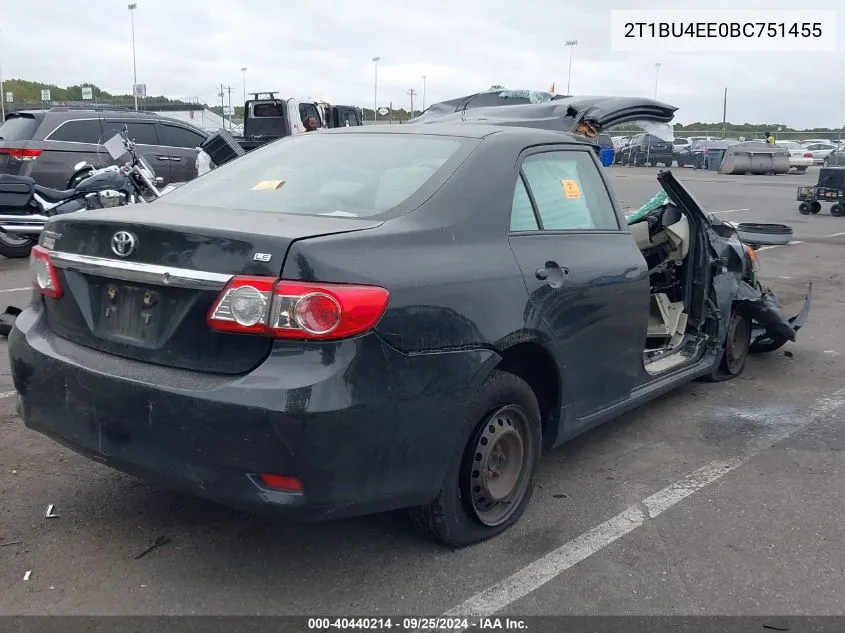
[725,313,750,373]
[467,405,532,527]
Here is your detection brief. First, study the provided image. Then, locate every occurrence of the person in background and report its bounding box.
[304,116,318,132]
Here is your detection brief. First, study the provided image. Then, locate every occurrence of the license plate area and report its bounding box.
[93,281,166,345]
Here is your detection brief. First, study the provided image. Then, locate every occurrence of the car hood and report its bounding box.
[408,93,677,139]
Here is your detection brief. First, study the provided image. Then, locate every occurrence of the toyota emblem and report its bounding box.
[111,231,137,257]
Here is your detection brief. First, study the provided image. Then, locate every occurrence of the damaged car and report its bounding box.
[8,95,810,548]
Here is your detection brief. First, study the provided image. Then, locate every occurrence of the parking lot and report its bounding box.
[1,165,843,617]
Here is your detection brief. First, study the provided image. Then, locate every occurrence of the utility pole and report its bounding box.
[422,75,427,111]
[240,67,247,106]
[128,3,138,111]
[654,62,661,99]
[722,87,728,139]
[218,84,225,129]
[407,88,417,119]
[225,85,234,131]
[371,56,380,122]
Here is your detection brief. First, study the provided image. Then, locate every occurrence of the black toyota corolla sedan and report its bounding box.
[9,102,810,547]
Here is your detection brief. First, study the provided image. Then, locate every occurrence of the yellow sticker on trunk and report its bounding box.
[253,179,286,191]
[561,179,581,199]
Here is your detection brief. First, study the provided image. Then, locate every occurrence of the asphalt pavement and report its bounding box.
[1,166,843,617]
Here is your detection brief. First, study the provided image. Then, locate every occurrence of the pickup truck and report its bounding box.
[234,93,363,151]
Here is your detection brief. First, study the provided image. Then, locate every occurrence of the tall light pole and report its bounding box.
[128,3,138,111]
[421,75,427,111]
[407,88,417,118]
[371,56,380,122]
[565,40,578,96]
[241,67,247,105]
[654,62,661,99]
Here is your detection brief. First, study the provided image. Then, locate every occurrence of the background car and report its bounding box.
[822,144,845,167]
[676,139,739,169]
[672,136,691,162]
[616,133,674,167]
[0,106,209,189]
[802,142,838,165]
[775,140,814,173]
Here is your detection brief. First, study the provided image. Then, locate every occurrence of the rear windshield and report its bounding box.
[164,132,473,218]
[0,114,41,141]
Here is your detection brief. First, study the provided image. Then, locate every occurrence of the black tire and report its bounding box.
[700,308,751,383]
[831,204,844,217]
[0,234,36,259]
[798,202,811,215]
[810,201,822,214]
[409,370,542,548]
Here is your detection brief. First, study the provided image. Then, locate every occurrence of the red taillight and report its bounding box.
[258,474,304,492]
[0,148,41,161]
[803,152,813,158]
[207,276,390,340]
[30,246,63,299]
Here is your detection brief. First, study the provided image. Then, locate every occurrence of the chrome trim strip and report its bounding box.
[48,251,233,290]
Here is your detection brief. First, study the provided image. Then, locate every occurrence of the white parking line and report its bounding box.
[709,208,749,214]
[824,231,845,238]
[0,287,29,293]
[442,388,845,624]
[756,240,804,252]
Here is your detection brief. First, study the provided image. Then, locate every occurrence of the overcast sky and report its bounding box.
[1,0,842,128]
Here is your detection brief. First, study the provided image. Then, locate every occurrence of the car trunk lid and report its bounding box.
[40,203,382,374]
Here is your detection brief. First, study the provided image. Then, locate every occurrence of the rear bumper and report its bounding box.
[9,303,497,520]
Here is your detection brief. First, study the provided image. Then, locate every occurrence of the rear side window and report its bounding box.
[344,110,360,126]
[160,123,206,149]
[162,133,472,218]
[510,176,539,231]
[299,104,321,127]
[520,151,619,231]
[102,121,159,145]
[46,119,104,143]
[0,114,40,141]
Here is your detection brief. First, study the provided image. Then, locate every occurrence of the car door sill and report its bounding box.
[555,352,715,446]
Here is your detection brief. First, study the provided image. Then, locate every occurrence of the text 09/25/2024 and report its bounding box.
[610,10,837,52]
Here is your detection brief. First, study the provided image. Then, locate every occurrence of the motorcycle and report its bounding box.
[0,128,179,258]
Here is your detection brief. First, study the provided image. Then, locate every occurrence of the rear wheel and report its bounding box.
[700,308,751,382]
[409,370,541,547]
[810,201,822,214]
[831,204,844,217]
[0,233,36,259]
[798,202,811,215]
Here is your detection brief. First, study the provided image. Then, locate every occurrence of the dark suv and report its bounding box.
[616,133,674,167]
[0,107,209,189]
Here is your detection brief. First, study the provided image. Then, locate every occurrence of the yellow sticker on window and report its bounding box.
[252,179,286,191]
[561,179,581,199]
